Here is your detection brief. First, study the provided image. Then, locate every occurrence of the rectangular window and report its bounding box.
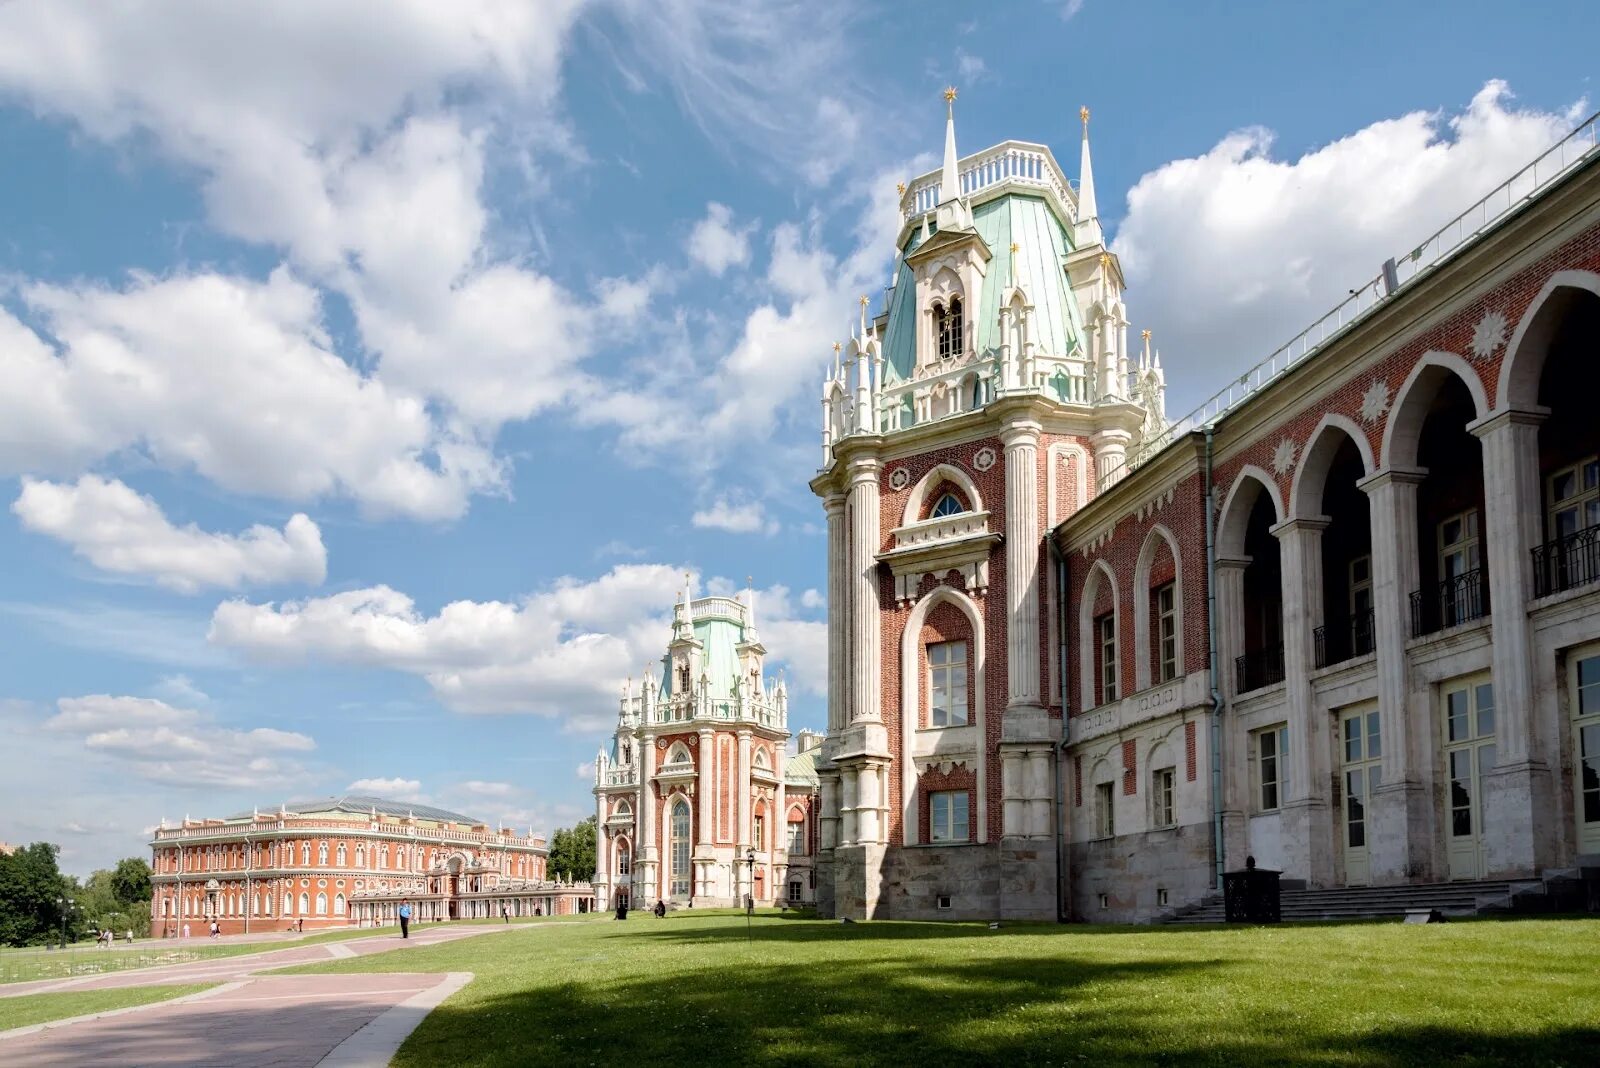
[1156,584,1178,683]
[789,882,802,903]
[1256,725,1289,811]
[929,790,970,843]
[1438,510,1481,579]
[787,820,807,855]
[1095,781,1115,838]
[928,640,969,727]
[1098,613,1119,704]
[1548,457,1600,539]
[753,814,765,851]
[1153,767,1176,828]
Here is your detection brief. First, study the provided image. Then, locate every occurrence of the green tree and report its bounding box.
[0,842,71,946]
[545,817,597,882]
[111,857,152,908]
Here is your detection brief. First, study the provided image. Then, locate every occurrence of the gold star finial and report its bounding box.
[860,294,869,307]
[944,86,958,104]
[832,341,842,354]
[1080,106,1090,129]
[1010,242,1019,254]
[1141,329,1151,341]
[896,181,906,196]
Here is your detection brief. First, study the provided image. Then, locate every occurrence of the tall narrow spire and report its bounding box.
[939,86,960,205]
[1075,105,1103,247]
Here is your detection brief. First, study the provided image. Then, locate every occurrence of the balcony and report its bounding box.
[1235,643,1285,694]
[878,510,999,604]
[1314,608,1375,669]
[1532,522,1600,598]
[1410,567,1490,637]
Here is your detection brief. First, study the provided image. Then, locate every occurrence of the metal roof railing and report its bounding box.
[1099,108,1600,492]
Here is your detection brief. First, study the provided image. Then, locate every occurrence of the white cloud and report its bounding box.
[14,476,327,593]
[954,49,987,82]
[686,202,754,275]
[456,780,517,798]
[208,565,826,726]
[347,777,424,800]
[575,761,595,780]
[1116,81,1583,419]
[1059,0,1086,21]
[153,675,211,708]
[799,588,824,610]
[691,497,778,536]
[44,694,315,788]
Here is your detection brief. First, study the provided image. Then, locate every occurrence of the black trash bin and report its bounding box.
[1223,858,1281,923]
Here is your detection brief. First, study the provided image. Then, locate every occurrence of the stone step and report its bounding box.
[1161,878,1519,924]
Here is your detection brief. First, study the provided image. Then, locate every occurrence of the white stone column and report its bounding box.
[857,760,883,844]
[1470,407,1556,875]
[593,789,609,908]
[639,733,658,900]
[773,758,788,897]
[696,730,714,848]
[819,771,840,851]
[1092,428,1131,489]
[1272,516,1333,885]
[1358,467,1432,882]
[1002,421,1043,711]
[839,765,859,846]
[736,730,752,849]
[1026,749,1051,838]
[847,460,881,725]
[825,493,849,733]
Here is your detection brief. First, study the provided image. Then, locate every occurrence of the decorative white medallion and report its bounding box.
[1272,438,1297,477]
[1469,309,1508,362]
[1360,380,1390,426]
[972,446,997,472]
[888,467,910,490]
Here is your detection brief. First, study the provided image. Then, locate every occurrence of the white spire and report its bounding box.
[939,87,960,205]
[1075,106,1104,247]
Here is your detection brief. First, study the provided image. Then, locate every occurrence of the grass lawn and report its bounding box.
[283,911,1600,1067]
[0,983,213,1032]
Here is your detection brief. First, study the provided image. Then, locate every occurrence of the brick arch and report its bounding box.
[1132,524,1183,692]
[903,463,984,526]
[1217,466,1284,559]
[1291,414,1375,520]
[1078,557,1120,712]
[1381,351,1489,470]
[1498,269,1600,411]
[898,584,987,846]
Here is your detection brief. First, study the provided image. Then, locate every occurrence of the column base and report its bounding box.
[998,837,1059,920]
[814,851,837,918]
[1482,760,1557,876]
[1280,798,1336,887]
[1367,780,1435,883]
[832,843,888,920]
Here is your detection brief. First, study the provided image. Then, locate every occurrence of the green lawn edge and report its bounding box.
[0,983,214,1032]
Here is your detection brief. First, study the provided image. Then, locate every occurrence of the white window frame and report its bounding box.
[1254,724,1289,812]
[1547,455,1600,540]
[1094,781,1115,839]
[787,820,807,855]
[1438,509,1481,579]
[929,790,970,843]
[927,640,969,727]
[1098,614,1119,704]
[1155,584,1178,683]
[1152,767,1176,829]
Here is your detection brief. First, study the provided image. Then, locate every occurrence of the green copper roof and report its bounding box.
[883,193,1085,383]
[784,747,818,788]
[662,615,751,700]
[229,795,484,826]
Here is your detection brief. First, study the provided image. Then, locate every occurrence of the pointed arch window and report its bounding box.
[669,800,691,897]
[931,493,964,519]
[935,296,964,360]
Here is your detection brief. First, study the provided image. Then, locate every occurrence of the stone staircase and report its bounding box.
[1161,878,1538,925]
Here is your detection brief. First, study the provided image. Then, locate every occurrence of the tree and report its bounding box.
[0,842,70,946]
[545,817,597,882]
[111,857,152,908]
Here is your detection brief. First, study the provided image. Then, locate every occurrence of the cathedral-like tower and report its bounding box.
[810,93,1167,920]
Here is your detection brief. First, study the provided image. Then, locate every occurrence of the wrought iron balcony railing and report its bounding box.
[1532,522,1600,598]
[1235,643,1286,694]
[1314,608,1376,669]
[1410,567,1490,637]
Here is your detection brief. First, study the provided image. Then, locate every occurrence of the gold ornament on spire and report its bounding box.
[896,181,906,196]
[1141,329,1151,341]
[1099,252,1112,269]
[1010,242,1019,254]
[944,86,958,104]
[860,294,870,307]
[832,341,842,353]
[1080,106,1090,128]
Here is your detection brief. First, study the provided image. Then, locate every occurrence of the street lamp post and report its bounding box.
[744,848,755,942]
[55,896,74,950]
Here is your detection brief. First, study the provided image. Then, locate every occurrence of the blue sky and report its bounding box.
[0,0,1593,874]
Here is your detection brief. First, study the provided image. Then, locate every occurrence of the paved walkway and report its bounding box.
[1,924,518,1066]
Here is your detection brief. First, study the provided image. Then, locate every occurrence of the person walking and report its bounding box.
[182,922,190,939]
[399,900,412,939]
[501,904,509,924]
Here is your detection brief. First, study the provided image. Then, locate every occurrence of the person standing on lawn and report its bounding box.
[399,900,412,939]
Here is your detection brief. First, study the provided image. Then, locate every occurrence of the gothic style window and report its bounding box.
[935,296,964,360]
[929,790,969,842]
[622,742,632,765]
[336,843,346,866]
[787,819,806,855]
[617,843,631,876]
[301,841,311,865]
[928,640,968,727]
[1155,584,1178,683]
[318,841,329,865]
[930,493,964,518]
[669,800,691,897]
[753,814,765,851]
[1098,614,1119,704]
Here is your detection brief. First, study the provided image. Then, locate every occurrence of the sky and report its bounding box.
[0,0,1593,876]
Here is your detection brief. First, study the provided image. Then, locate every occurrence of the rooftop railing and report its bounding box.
[902,140,1077,221]
[1096,108,1600,492]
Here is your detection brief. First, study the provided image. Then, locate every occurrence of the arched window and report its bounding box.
[301,841,311,865]
[299,892,310,915]
[356,844,366,868]
[318,841,329,865]
[936,296,964,360]
[617,841,632,875]
[622,741,632,765]
[337,843,347,866]
[666,743,691,766]
[669,800,691,897]
[334,893,346,916]
[315,893,328,915]
[931,493,964,518]
[283,893,293,916]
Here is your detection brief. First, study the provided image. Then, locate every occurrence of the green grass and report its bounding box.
[282,912,1600,1067]
[0,983,213,1032]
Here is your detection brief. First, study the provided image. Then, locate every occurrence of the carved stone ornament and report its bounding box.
[972,446,997,472]
[1470,309,1508,362]
[1360,380,1391,426]
[889,467,911,490]
[1272,438,1297,477]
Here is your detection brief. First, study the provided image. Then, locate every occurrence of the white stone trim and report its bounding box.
[1498,269,1600,411]
[1289,413,1375,520]
[899,584,988,846]
[1217,465,1285,559]
[1132,523,1184,693]
[1078,557,1120,713]
[1381,350,1489,470]
[903,462,985,526]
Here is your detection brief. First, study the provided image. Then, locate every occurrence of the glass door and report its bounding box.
[1443,679,1496,880]
[1340,706,1380,885]
[1573,653,1600,854]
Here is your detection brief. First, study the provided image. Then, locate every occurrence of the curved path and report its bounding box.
[1,923,519,1066]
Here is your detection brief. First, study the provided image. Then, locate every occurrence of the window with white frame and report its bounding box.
[787,820,807,855]
[930,492,964,518]
[929,790,970,842]
[301,841,311,865]
[1438,510,1481,580]
[753,814,765,851]
[1155,583,1178,683]
[1255,725,1289,811]
[318,841,328,866]
[1098,614,1119,704]
[1548,457,1600,539]
[1153,767,1176,828]
[935,296,964,360]
[928,640,969,727]
[1095,781,1115,839]
[336,843,347,866]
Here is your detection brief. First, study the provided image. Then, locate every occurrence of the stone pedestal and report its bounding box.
[1367,780,1433,883]
[998,838,1058,920]
[1482,759,1557,876]
[832,844,888,920]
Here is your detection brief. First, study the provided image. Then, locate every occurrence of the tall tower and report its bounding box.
[810,93,1167,920]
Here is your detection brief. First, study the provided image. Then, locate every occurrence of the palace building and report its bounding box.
[810,91,1600,921]
[591,586,820,910]
[149,795,595,935]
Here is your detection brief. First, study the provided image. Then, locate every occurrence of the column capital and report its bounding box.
[1466,404,1550,439]
[1000,420,1043,449]
[697,727,714,737]
[1356,466,1427,494]
[1215,554,1253,572]
[847,456,881,484]
[1269,515,1330,538]
[823,492,847,516]
[736,728,753,739]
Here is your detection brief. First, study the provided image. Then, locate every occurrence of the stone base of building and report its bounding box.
[816,841,1061,922]
[1070,822,1215,923]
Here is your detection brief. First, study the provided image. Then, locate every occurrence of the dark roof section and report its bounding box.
[228,795,486,826]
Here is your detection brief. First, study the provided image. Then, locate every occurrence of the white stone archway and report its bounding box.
[899,583,987,845]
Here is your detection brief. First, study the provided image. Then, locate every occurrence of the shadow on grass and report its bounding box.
[396,943,1599,1068]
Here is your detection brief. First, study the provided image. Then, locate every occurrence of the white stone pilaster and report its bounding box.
[847,460,882,726]
[1002,421,1043,711]
[839,765,859,846]
[696,729,714,848]
[825,493,849,733]
[736,730,752,850]
[819,771,840,852]
[638,733,658,900]
[1273,515,1333,885]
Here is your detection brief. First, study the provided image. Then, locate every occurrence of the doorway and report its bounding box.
[1340,705,1380,885]
[1572,650,1600,854]
[1443,678,1496,879]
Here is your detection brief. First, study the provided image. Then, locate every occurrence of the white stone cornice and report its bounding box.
[1465,404,1551,438]
[1269,515,1331,538]
[1355,466,1428,494]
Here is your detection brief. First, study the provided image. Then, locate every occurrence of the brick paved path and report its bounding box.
[0,924,517,1066]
